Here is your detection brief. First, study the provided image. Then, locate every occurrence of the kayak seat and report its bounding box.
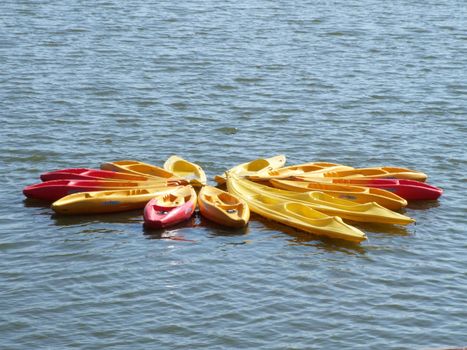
[217,204,240,211]
[217,193,239,205]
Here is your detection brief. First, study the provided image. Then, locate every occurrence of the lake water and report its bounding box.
[1,1,466,349]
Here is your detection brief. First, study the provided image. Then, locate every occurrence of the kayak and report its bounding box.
[215,155,286,185]
[40,168,152,182]
[163,155,207,187]
[143,186,197,229]
[100,160,176,179]
[23,179,176,202]
[317,167,428,182]
[226,175,366,243]
[52,187,180,215]
[270,179,407,211]
[247,162,354,181]
[198,186,250,228]
[322,178,442,201]
[231,176,413,225]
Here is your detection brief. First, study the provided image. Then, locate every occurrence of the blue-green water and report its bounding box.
[1,1,466,349]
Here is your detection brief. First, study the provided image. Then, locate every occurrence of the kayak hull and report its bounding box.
[226,175,367,243]
[52,187,179,215]
[248,162,354,181]
[198,186,250,228]
[23,179,174,202]
[101,160,176,179]
[239,177,413,225]
[143,186,197,229]
[41,168,151,182]
[321,167,428,182]
[272,179,407,211]
[330,178,442,200]
[163,155,207,187]
[214,155,286,185]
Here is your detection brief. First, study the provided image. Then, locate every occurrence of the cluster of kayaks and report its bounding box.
[24,156,249,229]
[23,155,442,243]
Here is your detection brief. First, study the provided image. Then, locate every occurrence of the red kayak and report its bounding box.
[40,168,150,182]
[23,179,172,202]
[144,186,197,229]
[331,178,442,200]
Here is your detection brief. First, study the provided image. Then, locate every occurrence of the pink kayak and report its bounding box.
[144,186,197,229]
[331,178,442,200]
[40,168,151,182]
[23,179,173,202]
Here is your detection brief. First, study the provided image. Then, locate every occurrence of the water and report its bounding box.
[1,0,466,348]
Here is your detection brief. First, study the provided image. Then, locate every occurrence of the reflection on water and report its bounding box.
[142,214,250,241]
[144,230,197,242]
[406,200,441,210]
[197,215,250,237]
[349,221,412,236]
[143,216,198,242]
[23,198,51,208]
[51,210,143,226]
[141,215,198,234]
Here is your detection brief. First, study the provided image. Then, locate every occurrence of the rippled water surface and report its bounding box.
[1,1,466,349]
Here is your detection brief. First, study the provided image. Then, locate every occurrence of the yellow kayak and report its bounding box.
[227,175,366,243]
[318,167,428,182]
[214,155,286,185]
[248,162,354,181]
[235,177,413,225]
[163,155,207,187]
[271,179,407,211]
[198,186,250,228]
[52,186,179,215]
[101,160,177,179]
